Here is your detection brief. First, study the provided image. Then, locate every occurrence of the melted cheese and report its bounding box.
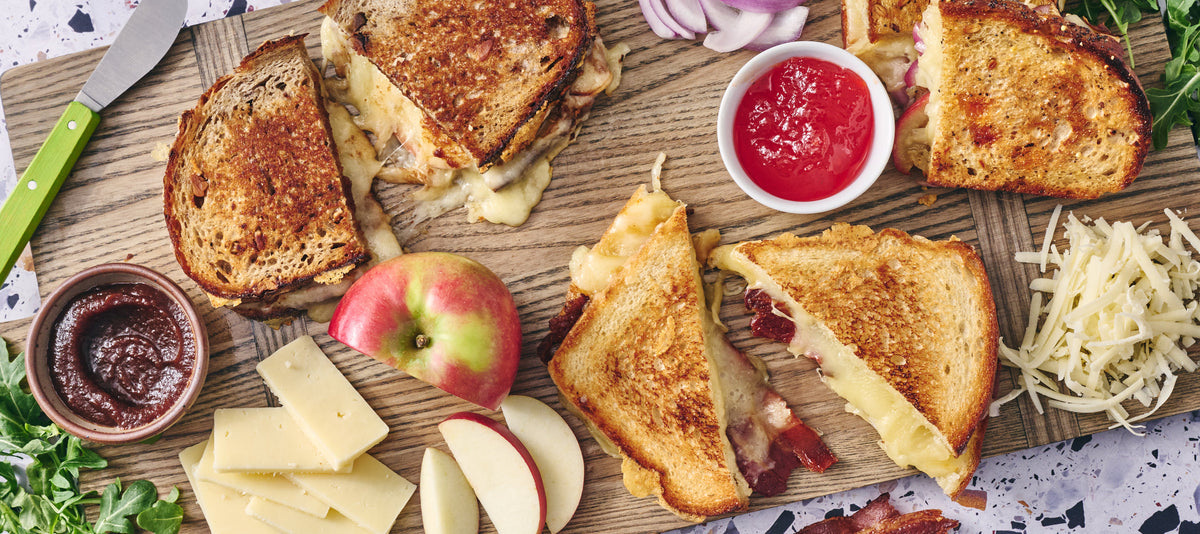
[710,247,972,488]
[569,185,680,295]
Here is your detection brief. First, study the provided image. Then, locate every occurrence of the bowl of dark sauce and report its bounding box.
[26,263,208,444]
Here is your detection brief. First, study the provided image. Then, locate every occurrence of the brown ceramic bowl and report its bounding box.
[25,263,208,444]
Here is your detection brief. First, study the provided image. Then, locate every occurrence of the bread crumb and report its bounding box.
[150,142,171,162]
[918,193,938,206]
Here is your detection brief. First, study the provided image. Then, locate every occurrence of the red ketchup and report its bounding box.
[733,56,874,202]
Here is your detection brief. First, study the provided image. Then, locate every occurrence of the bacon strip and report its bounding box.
[798,493,960,534]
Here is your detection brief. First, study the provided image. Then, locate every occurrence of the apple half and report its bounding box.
[329,252,521,410]
[439,412,547,534]
[500,396,584,534]
[421,447,479,534]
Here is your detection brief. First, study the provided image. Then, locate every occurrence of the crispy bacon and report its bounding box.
[746,289,795,343]
[726,384,836,496]
[798,493,960,534]
[537,294,589,363]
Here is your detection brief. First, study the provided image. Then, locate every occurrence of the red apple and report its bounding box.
[329,252,521,410]
[439,412,547,534]
[893,92,930,175]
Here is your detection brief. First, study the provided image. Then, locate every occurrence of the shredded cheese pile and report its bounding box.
[997,207,1200,434]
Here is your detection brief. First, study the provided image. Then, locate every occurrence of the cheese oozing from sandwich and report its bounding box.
[321,18,623,226]
[710,247,976,495]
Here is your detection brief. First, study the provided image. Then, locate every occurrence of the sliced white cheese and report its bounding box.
[257,336,388,470]
[286,453,415,534]
[247,497,372,534]
[195,438,330,518]
[179,440,281,534]
[211,408,349,474]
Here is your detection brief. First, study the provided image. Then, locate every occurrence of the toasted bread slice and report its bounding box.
[164,36,372,310]
[711,224,997,497]
[547,193,750,522]
[319,0,597,172]
[841,0,1055,95]
[912,0,1150,198]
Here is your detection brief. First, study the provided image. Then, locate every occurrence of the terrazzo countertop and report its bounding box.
[2,1,1198,532]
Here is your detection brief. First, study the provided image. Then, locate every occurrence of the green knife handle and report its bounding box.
[0,101,100,283]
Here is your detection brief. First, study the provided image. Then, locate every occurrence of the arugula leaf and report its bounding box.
[0,340,183,534]
[1158,0,1200,148]
[135,499,183,534]
[1069,0,1158,66]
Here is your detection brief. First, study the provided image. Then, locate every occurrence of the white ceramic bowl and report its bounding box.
[717,41,894,214]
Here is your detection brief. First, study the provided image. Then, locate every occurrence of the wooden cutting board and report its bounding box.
[2,0,1198,532]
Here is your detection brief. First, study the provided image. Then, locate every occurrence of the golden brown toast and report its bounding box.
[711,224,997,497]
[163,36,370,309]
[916,0,1151,198]
[547,200,750,522]
[319,0,597,172]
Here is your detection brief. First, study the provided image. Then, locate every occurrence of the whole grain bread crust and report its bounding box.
[163,35,370,304]
[732,224,998,454]
[319,0,597,171]
[926,0,1151,198]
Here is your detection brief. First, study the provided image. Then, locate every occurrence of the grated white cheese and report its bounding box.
[998,208,1200,434]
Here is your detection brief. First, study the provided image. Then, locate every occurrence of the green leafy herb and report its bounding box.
[1068,0,1159,65]
[0,339,183,534]
[1150,0,1200,149]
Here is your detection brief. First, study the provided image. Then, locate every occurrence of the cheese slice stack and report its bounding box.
[181,336,415,534]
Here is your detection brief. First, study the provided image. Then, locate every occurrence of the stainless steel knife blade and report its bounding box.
[75,0,188,112]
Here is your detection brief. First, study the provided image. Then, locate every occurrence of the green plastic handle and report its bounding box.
[0,101,100,283]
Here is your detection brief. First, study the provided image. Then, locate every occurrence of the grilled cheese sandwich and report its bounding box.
[711,225,996,497]
[319,0,624,226]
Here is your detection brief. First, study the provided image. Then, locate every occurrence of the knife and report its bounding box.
[0,0,188,284]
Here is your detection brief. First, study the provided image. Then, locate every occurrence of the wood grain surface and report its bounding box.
[2,0,1199,532]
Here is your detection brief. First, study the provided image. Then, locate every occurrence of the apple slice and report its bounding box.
[329,252,521,410]
[439,412,546,534]
[893,92,931,175]
[500,396,584,534]
[421,448,480,534]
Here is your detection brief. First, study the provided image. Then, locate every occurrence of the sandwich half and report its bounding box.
[890,0,1151,198]
[710,224,997,497]
[164,36,401,323]
[319,0,623,226]
[541,184,835,522]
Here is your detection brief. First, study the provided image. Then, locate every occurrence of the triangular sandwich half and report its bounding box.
[710,224,997,497]
[542,185,835,522]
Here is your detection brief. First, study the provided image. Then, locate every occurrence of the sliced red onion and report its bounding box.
[639,0,681,39]
[890,87,910,108]
[704,11,773,53]
[721,0,803,13]
[665,0,708,34]
[698,0,742,31]
[913,23,926,54]
[649,0,697,39]
[903,58,918,87]
[744,5,808,51]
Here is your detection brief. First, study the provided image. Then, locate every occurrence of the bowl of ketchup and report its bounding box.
[717,41,894,214]
[25,263,208,444]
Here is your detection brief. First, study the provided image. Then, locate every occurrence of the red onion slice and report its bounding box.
[722,0,803,13]
[744,5,808,51]
[913,23,926,54]
[704,11,773,52]
[665,0,708,34]
[649,0,697,39]
[640,0,681,39]
[903,58,918,87]
[699,0,742,31]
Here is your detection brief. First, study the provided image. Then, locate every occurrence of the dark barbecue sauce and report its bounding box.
[50,283,195,429]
